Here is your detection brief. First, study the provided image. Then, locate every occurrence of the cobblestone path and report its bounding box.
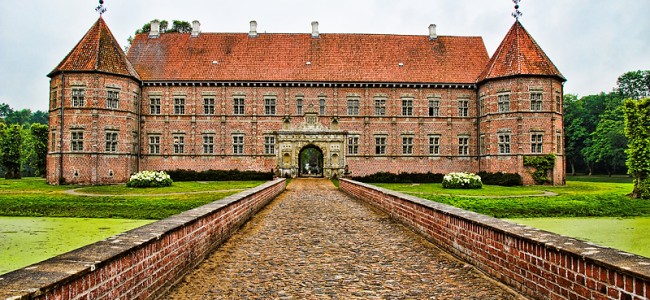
[166,179,523,299]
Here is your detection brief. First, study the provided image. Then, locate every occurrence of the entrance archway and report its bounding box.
[299,145,324,177]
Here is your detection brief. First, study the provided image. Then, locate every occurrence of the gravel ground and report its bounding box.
[165,178,524,299]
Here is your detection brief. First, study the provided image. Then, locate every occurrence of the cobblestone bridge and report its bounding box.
[166,179,522,299]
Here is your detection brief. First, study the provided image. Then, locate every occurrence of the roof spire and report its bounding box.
[511,0,522,20]
[95,0,107,15]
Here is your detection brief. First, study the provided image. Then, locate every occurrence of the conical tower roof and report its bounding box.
[478,20,564,82]
[48,17,140,80]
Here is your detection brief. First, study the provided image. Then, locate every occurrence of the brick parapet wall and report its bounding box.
[0,178,286,300]
[340,179,650,299]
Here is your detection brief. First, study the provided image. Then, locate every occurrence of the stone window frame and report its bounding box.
[51,130,56,151]
[428,134,440,155]
[374,97,386,116]
[232,134,245,154]
[531,132,544,153]
[106,89,119,109]
[203,96,215,115]
[402,135,414,155]
[498,133,511,154]
[173,96,185,115]
[233,96,245,115]
[556,93,562,113]
[428,97,440,117]
[347,135,359,155]
[173,134,185,154]
[530,92,543,111]
[401,97,414,116]
[458,135,470,156]
[319,97,326,115]
[374,135,388,155]
[105,131,118,153]
[148,135,161,154]
[264,135,276,154]
[296,96,303,115]
[71,87,85,107]
[347,97,360,116]
[149,96,161,115]
[556,132,563,154]
[479,134,486,155]
[458,98,469,117]
[497,93,510,113]
[264,96,277,115]
[203,134,215,154]
[71,130,84,152]
[50,88,58,109]
[479,96,486,116]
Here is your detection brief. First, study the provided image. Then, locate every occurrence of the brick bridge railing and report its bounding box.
[340,178,650,300]
[0,178,286,300]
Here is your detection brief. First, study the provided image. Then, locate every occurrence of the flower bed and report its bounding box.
[126,171,173,188]
[442,172,482,189]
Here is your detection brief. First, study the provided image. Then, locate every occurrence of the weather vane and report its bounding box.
[511,0,522,20]
[95,0,107,15]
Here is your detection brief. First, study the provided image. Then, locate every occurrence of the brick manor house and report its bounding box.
[47,16,565,185]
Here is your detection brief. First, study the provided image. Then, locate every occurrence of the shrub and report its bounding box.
[126,171,173,188]
[351,172,444,183]
[166,169,273,182]
[477,171,523,186]
[442,172,482,189]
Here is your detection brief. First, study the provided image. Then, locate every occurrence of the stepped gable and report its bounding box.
[48,17,140,80]
[478,20,564,82]
[127,31,489,84]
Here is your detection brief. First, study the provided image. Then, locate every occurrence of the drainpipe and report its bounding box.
[136,87,141,173]
[58,72,65,184]
[476,91,481,174]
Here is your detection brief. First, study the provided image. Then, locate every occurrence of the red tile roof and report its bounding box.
[48,17,140,80]
[478,21,564,82]
[127,32,489,84]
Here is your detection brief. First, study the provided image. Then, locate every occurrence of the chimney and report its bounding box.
[428,24,437,40]
[249,20,258,37]
[191,20,201,37]
[149,20,160,38]
[311,21,319,38]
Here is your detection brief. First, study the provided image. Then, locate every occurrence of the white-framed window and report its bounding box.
[531,93,543,111]
[428,98,440,117]
[204,97,215,115]
[105,131,118,152]
[234,96,245,115]
[264,97,276,115]
[173,135,185,154]
[150,96,161,114]
[479,134,486,155]
[375,136,387,155]
[375,98,386,116]
[173,97,185,115]
[348,135,359,155]
[148,135,160,154]
[72,88,85,107]
[203,135,214,154]
[233,134,244,154]
[428,135,440,155]
[458,99,469,117]
[347,97,360,115]
[531,133,543,153]
[498,94,510,113]
[264,136,276,154]
[498,133,511,154]
[402,136,414,155]
[402,98,413,116]
[458,136,469,156]
[319,97,326,115]
[107,90,119,109]
[296,97,303,115]
[71,131,84,152]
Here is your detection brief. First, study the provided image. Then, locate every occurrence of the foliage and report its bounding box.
[623,97,650,199]
[442,172,482,189]
[616,70,650,100]
[0,124,24,179]
[166,169,273,181]
[351,171,444,183]
[29,123,48,177]
[476,171,522,186]
[126,171,173,188]
[523,154,556,185]
[0,102,48,125]
[127,19,193,51]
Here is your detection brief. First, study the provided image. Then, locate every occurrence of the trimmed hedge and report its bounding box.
[351,172,444,183]
[477,171,523,186]
[166,169,273,182]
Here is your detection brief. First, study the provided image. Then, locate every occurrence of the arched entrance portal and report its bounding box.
[299,145,324,177]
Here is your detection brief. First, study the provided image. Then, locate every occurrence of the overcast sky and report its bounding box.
[0,0,648,111]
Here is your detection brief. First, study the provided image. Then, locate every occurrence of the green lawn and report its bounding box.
[0,178,265,220]
[373,175,649,218]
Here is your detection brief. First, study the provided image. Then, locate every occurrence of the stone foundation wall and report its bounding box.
[340,179,650,300]
[0,178,286,300]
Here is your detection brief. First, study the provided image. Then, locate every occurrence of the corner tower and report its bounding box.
[477,20,565,185]
[47,17,141,184]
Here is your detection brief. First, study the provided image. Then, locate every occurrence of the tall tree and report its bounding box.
[29,123,48,177]
[623,97,650,199]
[168,20,192,33]
[616,70,650,100]
[0,124,24,179]
[563,94,588,175]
